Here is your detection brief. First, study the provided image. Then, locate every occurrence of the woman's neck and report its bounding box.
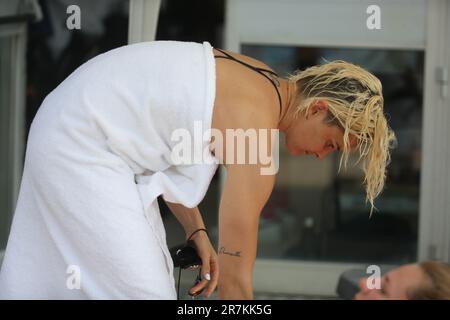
[278,79,298,134]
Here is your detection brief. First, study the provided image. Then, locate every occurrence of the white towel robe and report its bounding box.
[0,41,218,299]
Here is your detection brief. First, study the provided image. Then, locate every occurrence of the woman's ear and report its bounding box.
[309,99,329,116]
[348,134,359,151]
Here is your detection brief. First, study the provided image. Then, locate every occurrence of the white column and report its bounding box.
[128,0,161,44]
[418,0,450,262]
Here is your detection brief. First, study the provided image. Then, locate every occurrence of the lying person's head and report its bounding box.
[355,261,450,300]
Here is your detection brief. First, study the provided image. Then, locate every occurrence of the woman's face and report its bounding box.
[284,100,357,159]
[354,264,430,300]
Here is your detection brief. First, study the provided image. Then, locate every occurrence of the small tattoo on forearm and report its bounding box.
[219,246,241,257]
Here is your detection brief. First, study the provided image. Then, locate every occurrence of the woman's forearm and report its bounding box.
[164,201,206,238]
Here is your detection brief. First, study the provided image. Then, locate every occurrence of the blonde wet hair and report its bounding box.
[288,60,397,215]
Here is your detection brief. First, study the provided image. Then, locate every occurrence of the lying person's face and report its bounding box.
[354,264,431,300]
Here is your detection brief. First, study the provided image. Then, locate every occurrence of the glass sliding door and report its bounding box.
[221,0,449,296]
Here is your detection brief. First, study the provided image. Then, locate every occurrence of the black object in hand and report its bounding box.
[170,240,202,269]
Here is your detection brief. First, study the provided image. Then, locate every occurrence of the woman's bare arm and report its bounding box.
[164,202,206,239]
[217,161,275,299]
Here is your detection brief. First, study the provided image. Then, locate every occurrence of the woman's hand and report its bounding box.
[163,201,218,298]
[188,230,219,299]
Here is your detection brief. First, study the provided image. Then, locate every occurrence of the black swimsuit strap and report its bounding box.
[214,48,282,116]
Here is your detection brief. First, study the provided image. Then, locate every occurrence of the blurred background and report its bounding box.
[1,0,449,299]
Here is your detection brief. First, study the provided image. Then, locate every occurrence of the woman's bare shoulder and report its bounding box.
[212,94,278,137]
[212,48,280,129]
